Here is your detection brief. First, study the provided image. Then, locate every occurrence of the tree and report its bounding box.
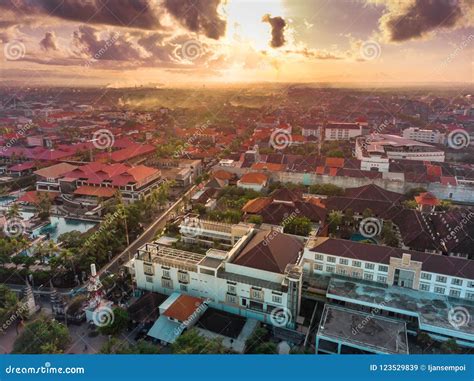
[37,193,52,220]
[13,316,70,354]
[417,332,433,351]
[253,341,277,354]
[0,285,20,325]
[171,329,226,354]
[101,338,160,354]
[327,210,343,235]
[402,200,418,209]
[247,215,263,225]
[362,208,374,219]
[405,187,427,199]
[283,216,312,236]
[440,338,460,354]
[246,326,271,354]
[98,307,129,336]
[381,221,399,248]
[6,203,21,220]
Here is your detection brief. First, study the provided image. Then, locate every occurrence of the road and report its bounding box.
[97,184,197,277]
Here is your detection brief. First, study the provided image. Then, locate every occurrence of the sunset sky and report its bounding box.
[0,0,473,86]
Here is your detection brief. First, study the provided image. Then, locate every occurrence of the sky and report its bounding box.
[0,0,473,87]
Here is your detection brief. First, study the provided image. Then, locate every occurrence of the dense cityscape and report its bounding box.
[0,0,472,370]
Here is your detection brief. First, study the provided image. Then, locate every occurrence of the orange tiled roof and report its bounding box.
[325,157,344,168]
[73,186,116,198]
[415,192,440,206]
[213,170,234,180]
[239,172,268,185]
[251,162,286,171]
[242,197,272,213]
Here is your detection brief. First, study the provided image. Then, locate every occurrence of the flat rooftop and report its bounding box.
[327,277,474,340]
[318,304,408,354]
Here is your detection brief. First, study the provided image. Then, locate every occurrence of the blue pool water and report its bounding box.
[32,216,97,242]
[350,233,377,243]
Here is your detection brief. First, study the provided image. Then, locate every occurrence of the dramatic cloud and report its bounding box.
[72,26,142,61]
[379,0,466,42]
[262,14,286,48]
[39,31,58,51]
[0,0,163,30]
[163,0,226,39]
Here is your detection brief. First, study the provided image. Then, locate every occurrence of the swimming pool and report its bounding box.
[350,233,377,244]
[31,216,97,242]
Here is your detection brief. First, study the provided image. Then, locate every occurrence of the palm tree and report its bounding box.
[6,203,21,220]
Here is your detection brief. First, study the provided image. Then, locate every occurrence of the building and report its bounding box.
[324,122,365,141]
[355,134,445,167]
[302,237,474,347]
[130,225,304,329]
[301,124,322,139]
[237,172,268,191]
[403,127,446,144]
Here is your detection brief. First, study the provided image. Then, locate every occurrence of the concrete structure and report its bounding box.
[324,122,364,141]
[403,127,446,144]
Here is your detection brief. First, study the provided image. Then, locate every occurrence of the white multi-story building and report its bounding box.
[402,127,446,144]
[324,122,365,141]
[131,226,304,329]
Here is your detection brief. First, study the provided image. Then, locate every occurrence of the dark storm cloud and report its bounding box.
[0,0,163,30]
[382,0,464,42]
[262,14,286,48]
[72,25,142,61]
[39,31,58,51]
[163,0,226,39]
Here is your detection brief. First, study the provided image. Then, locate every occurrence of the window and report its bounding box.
[365,263,375,270]
[364,273,373,281]
[226,294,237,304]
[161,278,173,289]
[250,288,264,300]
[162,269,171,278]
[315,254,324,261]
[326,265,335,273]
[272,295,282,304]
[377,275,387,283]
[378,265,388,273]
[449,289,461,298]
[434,286,445,295]
[451,278,463,286]
[228,284,237,294]
[315,263,324,271]
[146,276,153,283]
[352,271,361,278]
[337,268,346,276]
[327,256,336,263]
[436,275,447,283]
[420,272,432,280]
[353,261,361,268]
[143,263,154,275]
[180,284,187,292]
[419,283,430,291]
[178,271,189,283]
[468,281,474,288]
[466,292,474,301]
[339,258,349,265]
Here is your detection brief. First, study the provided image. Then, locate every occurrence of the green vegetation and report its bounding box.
[98,307,129,336]
[100,338,160,354]
[13,316,70,354]
[245,326,276,354]
[381,221,399,247]
[283,216,312,236]
[308,183,344,196]
[247,215,263,225]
